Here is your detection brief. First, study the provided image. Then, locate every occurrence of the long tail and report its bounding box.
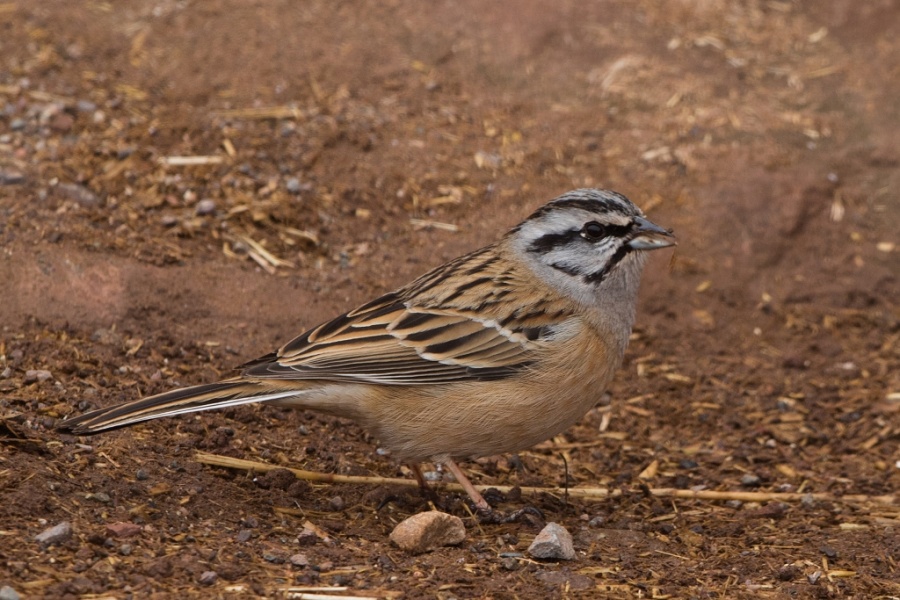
[58,379,304,435]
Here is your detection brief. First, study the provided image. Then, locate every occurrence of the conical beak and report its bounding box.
[627,216,676,250]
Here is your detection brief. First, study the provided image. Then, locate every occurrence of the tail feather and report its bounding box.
[58,379,302,435]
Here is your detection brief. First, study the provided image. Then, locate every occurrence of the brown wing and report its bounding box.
[241,290,565,385]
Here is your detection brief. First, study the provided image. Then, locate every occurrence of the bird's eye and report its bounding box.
[581,221,607,241]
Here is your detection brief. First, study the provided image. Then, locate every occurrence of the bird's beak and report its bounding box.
[627,216,676,250]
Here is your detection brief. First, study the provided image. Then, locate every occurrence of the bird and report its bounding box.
[60,188,675,514]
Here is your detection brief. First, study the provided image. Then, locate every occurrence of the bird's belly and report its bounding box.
[358,369,613,462]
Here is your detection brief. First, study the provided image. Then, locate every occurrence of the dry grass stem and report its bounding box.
[409,218,459,232]
[215,106,304,120]
[194,452,897,507]
[282,592,390,600]
[158,155,225,166]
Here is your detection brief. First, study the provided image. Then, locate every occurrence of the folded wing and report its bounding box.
[242,292,560,384]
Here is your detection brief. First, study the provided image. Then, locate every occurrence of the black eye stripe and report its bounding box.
[585,222,632,239]
[528,222,632,253]
[527,230,580,254]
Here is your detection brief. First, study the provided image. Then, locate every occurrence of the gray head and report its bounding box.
[510,188,675,312]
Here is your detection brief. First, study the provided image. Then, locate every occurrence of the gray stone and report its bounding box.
[57,183,100,207]
[285,177,303,194]
[528,522,576,561]
[76,100,97,113]
[0,170,24,185]
[235,529,252,543]
[24,369,52,384]
[35,521,73,545]
[740,473,762,487]
[199,571,218,585]
[195,198,216,215]
[0,585,20,600]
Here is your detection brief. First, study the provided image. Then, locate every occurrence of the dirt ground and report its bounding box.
[1,1,898,598]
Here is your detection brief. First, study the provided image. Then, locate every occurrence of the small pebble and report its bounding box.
[528,522,576,561]
[500,556,520,571]
[0,170,24,185]
[57,182,100,207]
[199,571,218,585]
[587,516,605,528]
[136,469,149,481]
[422,470,443,482]
[35,521,73,545]
[10,118,25,131]
[195,198,216,215]
[0,585,20,600]
[24,369,52,384]
[389,511,466,555]
[297,527,318,546]
[263,553,284,564]
[657,522,675,535]
[106,522,142,538]
[777,564,799,581]
[289,553,309,567]
[76,100,97,113]
[740,474,762,487]
[679,459,699,469]
[286,177,303,194]
[328,496,345,511]
[0,367,11,379]
[235,529,252,543]
[119,543,133,556]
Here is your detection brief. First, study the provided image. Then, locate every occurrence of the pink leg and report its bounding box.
[409,463,429,490]
[444,458,490,511]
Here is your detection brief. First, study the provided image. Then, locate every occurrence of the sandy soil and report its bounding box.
[1,1,898,598]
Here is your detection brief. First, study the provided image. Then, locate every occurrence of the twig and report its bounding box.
[158,155,225,166]
[238,234,295,269]
[193,452,897,506]
[409,218,459,232]
[196,452,414,486]
[282,592,385,600]
[215,106,304,120]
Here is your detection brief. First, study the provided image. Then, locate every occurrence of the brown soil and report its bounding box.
[1,1,898,598]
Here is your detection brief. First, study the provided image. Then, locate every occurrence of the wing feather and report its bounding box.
[243,305,568,385]
[240,248,576,386]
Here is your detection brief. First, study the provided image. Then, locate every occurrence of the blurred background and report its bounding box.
[1,1,897,597]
